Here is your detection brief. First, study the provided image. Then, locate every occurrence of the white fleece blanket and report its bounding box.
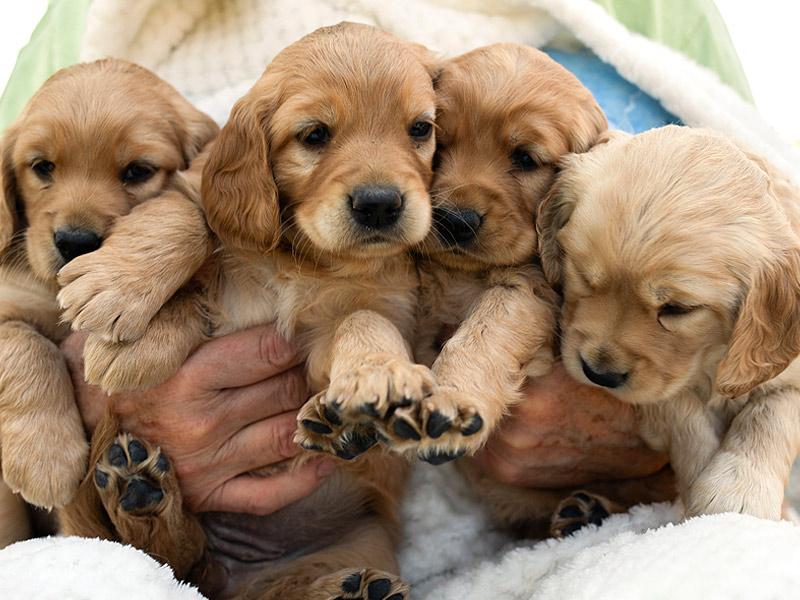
[4,1,800,598]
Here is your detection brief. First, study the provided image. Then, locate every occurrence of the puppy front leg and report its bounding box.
[0,321,88,509]
[688,386,800,520]
[637,396,724,519]
[58,190,212,344]
[387,267,557,464]
[82,283,209,393]
[296,310,434,458]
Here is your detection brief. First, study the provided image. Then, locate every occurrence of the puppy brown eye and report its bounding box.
[31,159,55,180]
[511,148,538,171]
[121,162,156,185]
[409,121,433,141]
[300,125,330,147]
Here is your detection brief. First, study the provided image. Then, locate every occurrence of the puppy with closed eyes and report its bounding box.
[352,43,606,465]
[58,23,439,600]
[0,58,217,509]
[537,125,800,523]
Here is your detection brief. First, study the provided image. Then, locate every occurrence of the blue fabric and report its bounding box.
[546,48,682,134]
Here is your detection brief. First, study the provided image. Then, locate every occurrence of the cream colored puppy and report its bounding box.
[538,125,800,520]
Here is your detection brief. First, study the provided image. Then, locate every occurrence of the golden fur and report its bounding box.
[0,58,217,509]
[354,44,606,464]
[538,125,800,520]
[59,23,439,600]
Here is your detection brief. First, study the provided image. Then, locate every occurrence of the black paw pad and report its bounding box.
[573,492,592,503]
[337,429,379,460]
[341,572,362,594]
[120,478,163,511]
[154,453,170,473]
[367,578,392,600]
[95,469,109,489]
[421,448,465,465]
[386,595,405,600]
[425,411,451,439]
[357,402,380,417]
[300,442,324,452]
[558,504,585,519]
[393,418,421,441]
[107,443,127,467]
[560,522,586,537]
[324,404,342,426]
[461,413,483,436]
[588,502,609,525]
[302,419,333,435]
[128,440,148,464]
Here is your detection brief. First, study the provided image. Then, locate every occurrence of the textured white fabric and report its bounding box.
[0,536,205,599]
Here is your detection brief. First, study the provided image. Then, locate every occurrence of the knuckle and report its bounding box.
[258,328,297,371]
[273,419,301,459]
[280,368,311,409]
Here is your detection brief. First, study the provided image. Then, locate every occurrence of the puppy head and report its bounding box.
[202,22,439,260]
[0,58,219,282]
[423,43,607,270]
[540,125,800,403]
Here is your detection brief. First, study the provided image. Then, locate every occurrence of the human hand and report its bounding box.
[61,325,335,515]
[472,363,669,488]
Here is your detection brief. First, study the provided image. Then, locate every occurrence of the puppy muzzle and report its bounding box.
[349,185,404,230]
[580,356,628,389]
[53,227,103,263]
[432,206,482,247]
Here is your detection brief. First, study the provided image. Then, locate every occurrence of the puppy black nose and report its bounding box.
[581,357,627,389]
[433,206,482,246]
[350,186,403,229]
[54,228,103,263]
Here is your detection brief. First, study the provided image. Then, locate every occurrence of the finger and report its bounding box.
[218,411,305,473]
[219,365,310,427]
[197,458,336,514]
[183,325,301,390]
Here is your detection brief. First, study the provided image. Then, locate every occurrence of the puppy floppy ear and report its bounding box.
[592,129,631,148]
[201,93,280,253]
[179,107,220,165]
[0,125,22,254]
[406,42,447,83]
[716,246,800,398]
[536,166,578,288]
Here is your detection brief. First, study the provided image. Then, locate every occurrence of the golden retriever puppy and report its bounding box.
[537,125,800,522]
[0,58,217,509]
[351,43,606,465]
[58,23,438,600]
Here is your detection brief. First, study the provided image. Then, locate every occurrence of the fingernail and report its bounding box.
[316,459,335,479]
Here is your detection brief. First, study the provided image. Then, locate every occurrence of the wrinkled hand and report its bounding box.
[472,363,669,488]
[62,325,334,515]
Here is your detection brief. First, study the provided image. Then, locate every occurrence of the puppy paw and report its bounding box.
[295,393,381,460]
[57,251,170,344]
[549,491,612,538]
[326,356,435,423]
[82,297,204,393]
[94,433,172,516]
[687,451,784,520]
[83,334,185,393]
[377,386,487,465]
[310,568,409,600]
[1,425,88,509]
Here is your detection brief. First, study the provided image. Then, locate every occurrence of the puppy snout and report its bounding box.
[580,356,628,389]
[349,186,404,230]
[53,227,103,263]
[433,206,482,246]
